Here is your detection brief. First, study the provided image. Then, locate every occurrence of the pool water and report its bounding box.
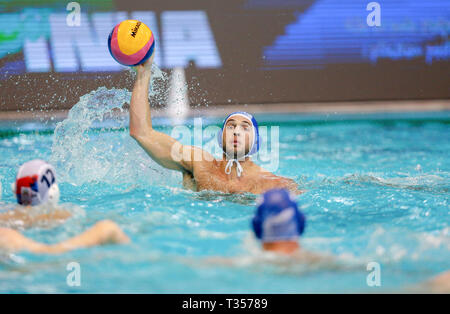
[0,104,449,293]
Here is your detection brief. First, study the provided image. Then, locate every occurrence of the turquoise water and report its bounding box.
[0,107,449,293]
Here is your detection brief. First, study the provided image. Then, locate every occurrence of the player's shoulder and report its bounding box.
[253,164,276,176]
[188,146,217,165]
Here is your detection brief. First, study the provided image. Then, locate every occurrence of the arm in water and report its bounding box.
[0,220,129,254]
[129,54,212,173]
[0,208,71,229]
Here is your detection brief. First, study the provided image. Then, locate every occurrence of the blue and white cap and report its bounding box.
[252,189,305,243]
[12,159,60,207]
[217,111,261,177]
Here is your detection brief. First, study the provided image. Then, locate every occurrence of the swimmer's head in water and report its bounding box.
[218,112,260,159]
[12,159,60,207]
[252,189,305,243]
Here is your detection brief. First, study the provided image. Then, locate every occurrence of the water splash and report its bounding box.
[50,66,178,187]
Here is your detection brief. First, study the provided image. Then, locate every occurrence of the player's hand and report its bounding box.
[134,52,154,77]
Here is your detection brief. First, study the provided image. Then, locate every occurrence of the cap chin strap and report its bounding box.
[223,133,255,177]
[225,158,244,177]
[222,121,256,178]
[224,150,252,177]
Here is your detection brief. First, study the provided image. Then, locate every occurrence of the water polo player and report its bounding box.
[0,159,71,228]
[252,188,306,255]
[249,189,344,267]
[129,54,299,194]
[0,160,129,254]
[197,189,338,268]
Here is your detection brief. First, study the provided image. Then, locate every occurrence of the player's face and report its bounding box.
[222,116,254,158]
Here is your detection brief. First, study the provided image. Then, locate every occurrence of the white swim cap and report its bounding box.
[13,159,59,206]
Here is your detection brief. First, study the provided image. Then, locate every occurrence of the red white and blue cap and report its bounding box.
[13,160,57,206]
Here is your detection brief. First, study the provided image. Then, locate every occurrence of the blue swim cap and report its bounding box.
[252,189,305,242]
[217,111,260,156]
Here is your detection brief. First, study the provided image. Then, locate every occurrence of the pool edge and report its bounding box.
[0,99,449,121]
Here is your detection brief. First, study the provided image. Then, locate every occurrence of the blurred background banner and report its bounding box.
[0,0,449,111]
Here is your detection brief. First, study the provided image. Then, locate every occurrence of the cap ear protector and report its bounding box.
[47,183,60,206]
[252,189,305,241]
[218,112,261,156]
[296,210,306,235]
[12,181,60,207]
[252,209,263,240]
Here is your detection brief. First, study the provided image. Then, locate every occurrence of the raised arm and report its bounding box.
[129,54,210,173]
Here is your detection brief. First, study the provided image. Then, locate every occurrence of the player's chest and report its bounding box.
[194,165,260,193]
